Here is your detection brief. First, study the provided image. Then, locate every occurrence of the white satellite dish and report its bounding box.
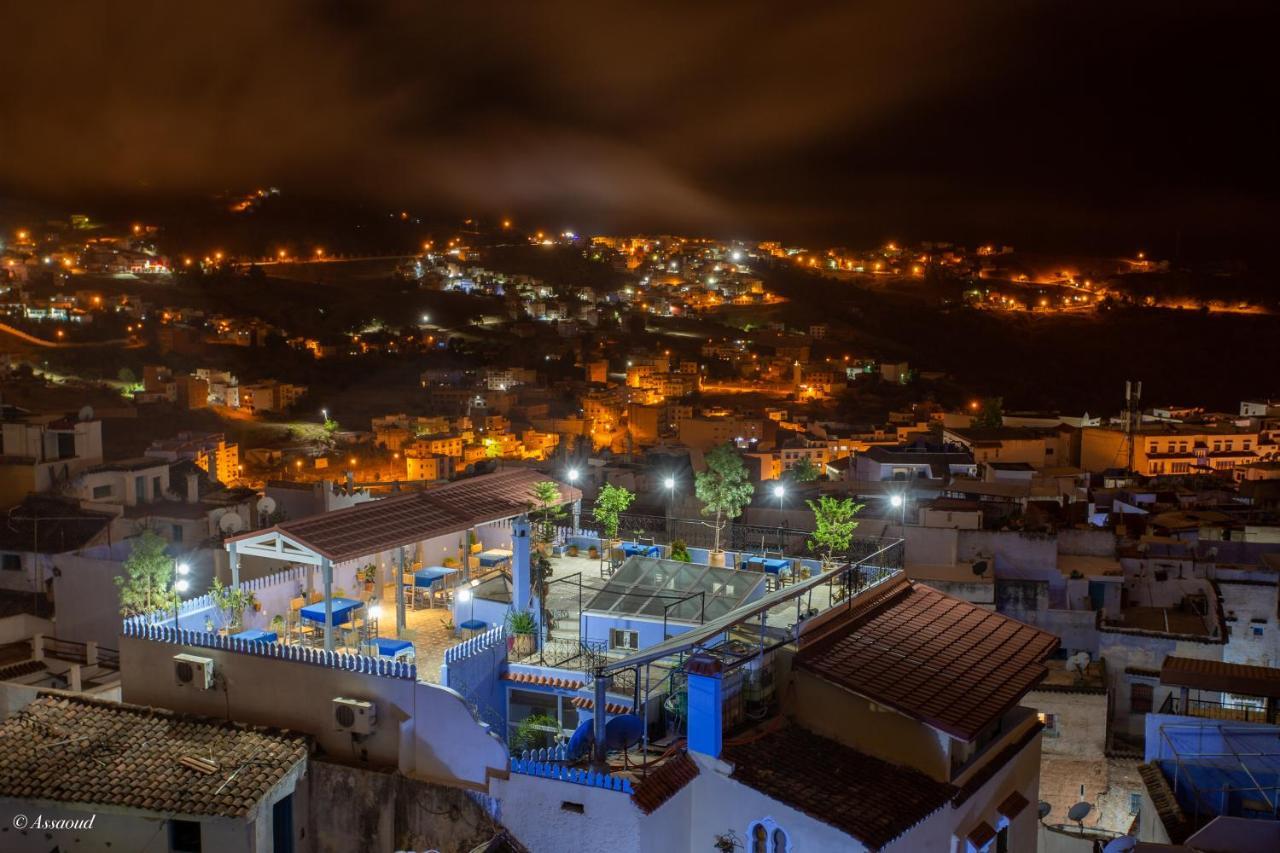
[256,496,276,516]
[78,405,94,421]
[218,513,245,534]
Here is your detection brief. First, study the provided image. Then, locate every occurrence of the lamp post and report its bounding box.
[663,476,676,540]
[890,494,906,526]
[173,561,190,629]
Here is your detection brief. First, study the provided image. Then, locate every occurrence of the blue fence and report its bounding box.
[509,756,634,793]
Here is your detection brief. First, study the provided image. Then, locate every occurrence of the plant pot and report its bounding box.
[708,550,727,568]
[363,581,375,595]
[567,546,579,558]
[587,547,599,559]
[470,543,483,554]
[513,632,535,656]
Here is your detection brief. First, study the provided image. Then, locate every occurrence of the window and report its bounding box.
[1130,793,1142,815]
[1,554,21,572]
[748,819,789,853]
[172,525,184,543]
[1130,682,1153,714]
[169,819,202,852]
[1038,712,1059,737]
[92,484,112,499]
[1253,625,1265,637]
[560,801,585,814]
[610,628,639,650]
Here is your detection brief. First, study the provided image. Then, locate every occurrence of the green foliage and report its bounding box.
[511,713,560,752]
[209,578,258,632]
[806,496,864,566]
[787,456,820,483]
[695,444,755,553]
[670,539,692,562]
[114,530,178,619]
[591,483,635,540]
[530,481,567,547]
[506,609,538,635]
[323,417,340,435]
[971,396,1004,429]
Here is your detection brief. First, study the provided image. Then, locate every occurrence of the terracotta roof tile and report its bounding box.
[998,789,1030,819]
[242,469,580,561]
[568,696,630,715]
[796,581,1058,741]
[631,751,699,814]
[503,671,586,691]
[0,693,308,819]
[721,723,955,849]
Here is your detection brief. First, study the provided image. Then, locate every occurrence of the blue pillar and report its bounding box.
[593,674,608,763]
[321,556,334,652]
[686,653,724,758]
[513,514,532,615]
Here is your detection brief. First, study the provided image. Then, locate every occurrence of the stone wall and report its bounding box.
[308,759,502,853]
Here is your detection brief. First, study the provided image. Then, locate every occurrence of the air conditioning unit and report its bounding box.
[333,698,377,734]
[174,653,215,690]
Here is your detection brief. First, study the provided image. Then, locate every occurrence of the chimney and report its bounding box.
[686,653,724,758]
[185,472,199,504]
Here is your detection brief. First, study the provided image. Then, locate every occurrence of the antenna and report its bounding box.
[218,513,245,534]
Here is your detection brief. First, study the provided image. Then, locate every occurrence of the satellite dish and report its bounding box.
[256,496,276,516]
[604,714,644,751]
[1067,802,1093,823]
[1037,801,1051,820]
[1068,651,1092,672]
[78,405,94,421]
[218,513,245,534]
[1102,838,1137,853]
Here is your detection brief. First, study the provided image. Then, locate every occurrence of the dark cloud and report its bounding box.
[0,1,1276,251]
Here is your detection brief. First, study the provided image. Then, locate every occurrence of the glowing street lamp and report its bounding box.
[173,561,191,628]
[567,468,580,484]
[890,494,906,525]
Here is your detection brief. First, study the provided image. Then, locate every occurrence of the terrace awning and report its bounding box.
[1160,656,1280,700]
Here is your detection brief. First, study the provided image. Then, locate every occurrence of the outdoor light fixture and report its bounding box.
[773,484,785,498]
[173,562,191,628]
[568,468,580,482]
[890,495,903,508]
[456,588,472,603]
[664,477,676,490]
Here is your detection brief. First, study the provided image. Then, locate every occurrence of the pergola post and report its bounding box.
[465,525,477,584]
[593,672,608,763]
[228,540,240,587]
[396,546,406,636]
[513,514,532,615]
[321,556,334,652]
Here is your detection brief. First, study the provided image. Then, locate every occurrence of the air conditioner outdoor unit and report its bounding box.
[174,653,215,690]
[333,697,377,734]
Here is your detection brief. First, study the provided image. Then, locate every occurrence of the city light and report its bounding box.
[664,476,675,490]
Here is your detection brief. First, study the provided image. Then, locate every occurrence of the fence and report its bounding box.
[122,621,417,680]
[508,756,634,794]
[511,637,608,673]
[1158,694,1275,725]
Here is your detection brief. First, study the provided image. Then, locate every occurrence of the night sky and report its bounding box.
[1,1,1276,255]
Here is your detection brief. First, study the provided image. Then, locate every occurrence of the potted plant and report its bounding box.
[507,609,538,657]
[358,564,378,594]
[591,483,635,552]
[670,539,692,562]
[567,544,579,558]
[468,530,482,554]
[530,481,566,557]
[806,496,864,571]
[209,579,258,633]
[695,444,754,567]
[269,614,286,635]
[587,545,599,559]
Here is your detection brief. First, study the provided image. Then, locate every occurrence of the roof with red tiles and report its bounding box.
[631,751,699,814]
[722,723,956,850]
[568,696,630,716]
[0,693,308,818]
[796,580,1058,741]
[1160,655,1280,699]
[231,469,580,562]
[503,671,587,691]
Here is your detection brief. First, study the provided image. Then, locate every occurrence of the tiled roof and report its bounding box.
[0,660,47,681]
[1159,655,1280,700]
[234,469,580,561]
[722,723,956,850]
[503,671,587,691]
[796,580,1058,741]
[0,694,308,818]
[631,751,699,814]
[1138,762,1190,843]
[568,696,630,715]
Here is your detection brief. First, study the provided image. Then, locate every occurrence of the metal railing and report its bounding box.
[1159,693,1274,724]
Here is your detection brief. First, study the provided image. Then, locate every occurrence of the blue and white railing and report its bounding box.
[122,622,417,680]
[509,756,634,793]
[443,624,508,666]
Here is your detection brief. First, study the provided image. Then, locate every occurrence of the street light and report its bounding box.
[890,494,906,525]
[174,561,190,628]
[568,468,580,483]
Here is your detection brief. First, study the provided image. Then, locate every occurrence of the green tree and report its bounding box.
[806,496,864,569]
[114,530,178,619]
[787,456,820,483]
[971,396,1004,429]
[530,481,567,550]
[695,444,755,555]
[592,483,635,541]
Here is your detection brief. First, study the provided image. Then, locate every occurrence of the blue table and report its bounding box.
[231,629,277,643]
[299,597,363,626]
[459,619,487,635]
[369,638,415,661]
[621,542,662,558]
[414,566,457,587]
[477,549,513,567]
[745,556,791,575]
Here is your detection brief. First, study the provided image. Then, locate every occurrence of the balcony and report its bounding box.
[1159,694,1276,725]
